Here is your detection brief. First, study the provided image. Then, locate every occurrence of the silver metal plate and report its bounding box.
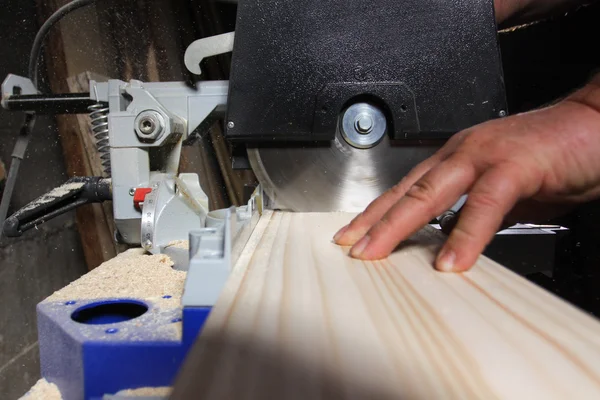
[248,132,440,212]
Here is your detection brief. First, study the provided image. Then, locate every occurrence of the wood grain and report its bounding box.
[172,211,600,399]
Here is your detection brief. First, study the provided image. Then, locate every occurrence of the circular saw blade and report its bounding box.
[248,132,440,212]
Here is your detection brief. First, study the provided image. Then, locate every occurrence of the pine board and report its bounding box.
[172,211,600,399]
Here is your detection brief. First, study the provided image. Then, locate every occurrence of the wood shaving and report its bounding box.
[19,379,62,400]
[45,248,186,303]
[115,386,172,396]
[21,182,85,212]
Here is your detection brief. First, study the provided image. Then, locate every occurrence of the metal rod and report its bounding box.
[2,93,96,114]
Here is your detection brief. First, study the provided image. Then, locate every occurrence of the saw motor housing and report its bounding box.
[226,0,507,143]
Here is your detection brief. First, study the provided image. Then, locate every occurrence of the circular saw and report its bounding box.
[248,103,439,212]
[224,0,507,212]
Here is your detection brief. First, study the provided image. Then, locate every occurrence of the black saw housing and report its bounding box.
[225,0,507,142]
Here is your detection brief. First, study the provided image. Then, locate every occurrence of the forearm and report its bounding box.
[495,0,593,25]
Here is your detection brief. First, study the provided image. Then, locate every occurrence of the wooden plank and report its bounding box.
[172,211,600,399]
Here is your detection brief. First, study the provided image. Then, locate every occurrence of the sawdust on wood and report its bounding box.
[166,239,189,249]
[115,386,172,396]
[21,181,85,212]
[19,378,62,400]
[45,248,186,303]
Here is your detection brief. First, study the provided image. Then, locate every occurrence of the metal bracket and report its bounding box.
[1,74,38,109]
[140,173,209,254]
[87,79,228,247]
[184,32,235,75]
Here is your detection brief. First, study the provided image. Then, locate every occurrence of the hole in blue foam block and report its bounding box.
[71,300,148,325]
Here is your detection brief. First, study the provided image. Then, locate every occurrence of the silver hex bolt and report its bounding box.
[355,114,374,134]
[135,110,165,141]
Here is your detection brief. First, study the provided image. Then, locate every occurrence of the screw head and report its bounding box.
[139,116,157,134]
[227,121,235,129]
[129,188,135,196]
[134,110,165,140]
[499,110,507,117]
[143,240,153,249]
[355,114,374,134]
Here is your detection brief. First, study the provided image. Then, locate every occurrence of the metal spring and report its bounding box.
[88,103,111,176]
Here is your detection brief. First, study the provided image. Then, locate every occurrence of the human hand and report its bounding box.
[494,0,592,26]
[333,76,600,272]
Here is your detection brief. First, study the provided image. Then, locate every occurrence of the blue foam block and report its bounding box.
[37,298,211,400]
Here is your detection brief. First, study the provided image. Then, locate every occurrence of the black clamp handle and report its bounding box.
[3,176,111,237]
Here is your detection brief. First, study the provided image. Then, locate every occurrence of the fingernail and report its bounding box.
[436,248,456,272]
[350,235,371,258]
[333,225,349,242]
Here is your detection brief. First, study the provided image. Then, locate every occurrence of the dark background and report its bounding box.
[498,3,600,319]
[0,0,599,397]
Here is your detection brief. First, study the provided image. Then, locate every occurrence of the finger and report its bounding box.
[435,164,525,273]
[334,144,459,246]
[350,155,478,260]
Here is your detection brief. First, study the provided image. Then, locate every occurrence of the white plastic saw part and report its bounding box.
[184,32,235,75]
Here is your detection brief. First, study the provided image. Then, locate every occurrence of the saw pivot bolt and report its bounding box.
[341,103,387,149]
[135,110,165,141]
[355,114,374,134]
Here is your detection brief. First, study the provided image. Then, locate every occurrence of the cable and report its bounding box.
[0,0,97,241]
[29,0,97,88]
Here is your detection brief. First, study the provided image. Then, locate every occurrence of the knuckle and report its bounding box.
[461,135,484,151]
[369,217,392,238]
[387,177,412,198]
[405,180,437,211]
[469,190,504,212]
[390,181,407,195]
[447,129,471,147]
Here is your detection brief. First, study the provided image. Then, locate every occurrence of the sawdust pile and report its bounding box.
[114,386,172,397]
[45,248,186,302]
[19,379,62,400]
